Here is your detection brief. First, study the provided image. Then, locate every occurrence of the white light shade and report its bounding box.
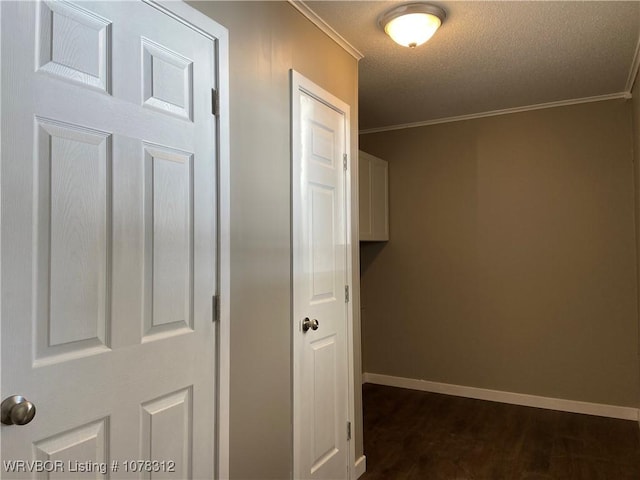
[379,3,446,48]
[384,12,441,48]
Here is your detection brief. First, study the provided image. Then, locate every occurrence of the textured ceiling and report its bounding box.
[305,1,640,131]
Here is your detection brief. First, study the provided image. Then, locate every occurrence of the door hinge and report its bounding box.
[345,285,350,303]
[347,421,352,441]
[212,294,220,322]
[343,153,348,171]
[211,88,219,116]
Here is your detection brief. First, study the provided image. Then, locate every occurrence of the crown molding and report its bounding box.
[359,92,631,135]
[288,0,364,61]
[625,34,640,93]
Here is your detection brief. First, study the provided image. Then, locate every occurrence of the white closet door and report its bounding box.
[1,2,218,477]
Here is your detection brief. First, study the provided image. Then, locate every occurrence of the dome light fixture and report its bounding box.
[379,3,446,48]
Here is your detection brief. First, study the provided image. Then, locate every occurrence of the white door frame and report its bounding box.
[291,69,357,479]
[0,1,230,478]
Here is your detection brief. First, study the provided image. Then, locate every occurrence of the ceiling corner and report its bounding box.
[625,34,640,93]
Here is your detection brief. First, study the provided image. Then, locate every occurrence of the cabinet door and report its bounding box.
[370,156,389,240]
[359,151,388,241]
[359,151,373,239]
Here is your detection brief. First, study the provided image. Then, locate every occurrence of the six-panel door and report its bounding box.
[1,1,218,477]
[292,73,350,480]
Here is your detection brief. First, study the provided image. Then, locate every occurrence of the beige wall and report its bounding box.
[633,76,640,410]
[360,99,640,408]
[187,2,360,478]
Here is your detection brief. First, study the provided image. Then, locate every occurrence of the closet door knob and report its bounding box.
[302,318,319,332]
[1,395,36,426]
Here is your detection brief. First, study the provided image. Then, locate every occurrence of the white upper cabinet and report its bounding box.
[359,150,389,241]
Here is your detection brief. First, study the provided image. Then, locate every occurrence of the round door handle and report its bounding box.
[1,395,36,426]
[302,317,319,332]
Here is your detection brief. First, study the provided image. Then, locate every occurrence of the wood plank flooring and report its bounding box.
[361,383,640,480]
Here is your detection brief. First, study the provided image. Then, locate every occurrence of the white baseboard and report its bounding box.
[353,455,366,479]
[363,372,639,421]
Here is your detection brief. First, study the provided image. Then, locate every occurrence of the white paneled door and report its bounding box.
[292,71,352,480]
[1,1,224,477]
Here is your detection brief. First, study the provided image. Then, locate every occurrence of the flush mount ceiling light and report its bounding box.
[379,3,446,48]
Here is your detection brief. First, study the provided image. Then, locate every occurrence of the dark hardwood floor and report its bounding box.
[361,383,640,480]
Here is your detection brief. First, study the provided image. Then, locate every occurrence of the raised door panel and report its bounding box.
[37,1,112,92]
[34,117,112,364]
[310,336,339,474]
[34,418,109,478]
[141,388,193,480]
[143,143,194,342]
[310,185,337,303]
[142,38,193,120]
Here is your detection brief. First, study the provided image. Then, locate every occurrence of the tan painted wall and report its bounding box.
[360,100,640,408]
[632,77,640,410]
[187,2,360,478]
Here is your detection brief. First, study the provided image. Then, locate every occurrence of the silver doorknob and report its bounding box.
[302,317,319,332]
[1,395,36,426]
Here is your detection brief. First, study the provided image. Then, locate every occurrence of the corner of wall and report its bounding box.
[632,77,640,412]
